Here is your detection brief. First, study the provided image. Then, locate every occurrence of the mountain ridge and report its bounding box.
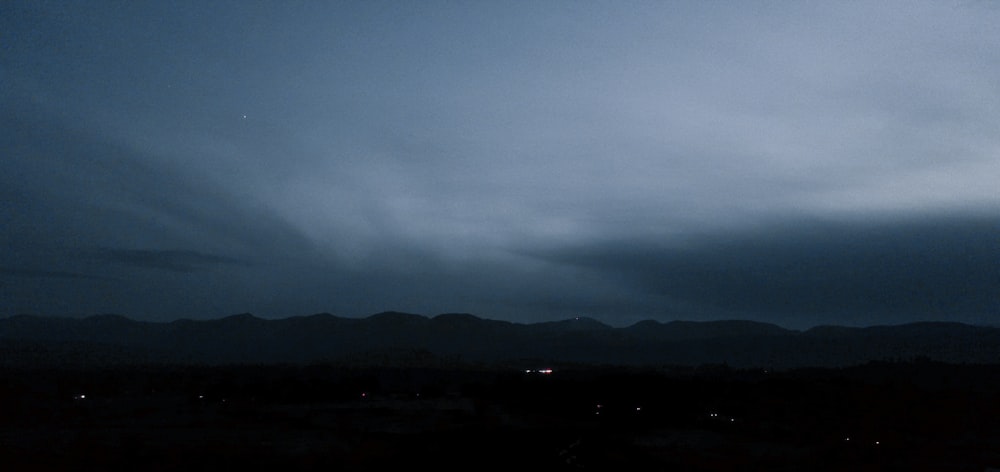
[8,311,995,331]
[2,312,999,369]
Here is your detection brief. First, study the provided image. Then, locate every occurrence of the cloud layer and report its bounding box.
[2,1,998,326]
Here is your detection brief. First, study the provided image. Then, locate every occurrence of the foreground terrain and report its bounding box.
[2,361,1000,471]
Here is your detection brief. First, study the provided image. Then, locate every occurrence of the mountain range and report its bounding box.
[2,312,999,369]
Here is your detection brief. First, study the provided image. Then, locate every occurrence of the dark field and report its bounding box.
[3,362,1000,471]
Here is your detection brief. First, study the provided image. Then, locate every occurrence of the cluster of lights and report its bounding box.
[524,369,553,374]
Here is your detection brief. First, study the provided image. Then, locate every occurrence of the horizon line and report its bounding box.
[2,311,994,331]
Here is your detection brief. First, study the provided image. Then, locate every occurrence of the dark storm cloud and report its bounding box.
[0,104,317,263]
[528,215,1000,326]
[86,249,247,273]
[0,104,325,318]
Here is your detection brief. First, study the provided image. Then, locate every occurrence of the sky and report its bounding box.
[2,1,998,328]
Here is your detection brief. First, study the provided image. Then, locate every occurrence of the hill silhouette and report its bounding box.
[2,312,999,368]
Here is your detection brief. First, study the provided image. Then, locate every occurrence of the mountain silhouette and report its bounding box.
[2,313,999,368]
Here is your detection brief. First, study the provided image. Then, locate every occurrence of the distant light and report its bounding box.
[198,395,204,399]
[636,407,642,411]
[875,441,880,445]
[730,418,734,422]
[525,368,553,374]
[73,394,86,400]
[361,392,367,398]
[845,437,850,441]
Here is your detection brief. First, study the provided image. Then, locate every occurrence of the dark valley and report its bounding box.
[3,313,1000,471]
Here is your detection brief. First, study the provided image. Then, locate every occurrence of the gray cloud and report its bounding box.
[2,1,999,326]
